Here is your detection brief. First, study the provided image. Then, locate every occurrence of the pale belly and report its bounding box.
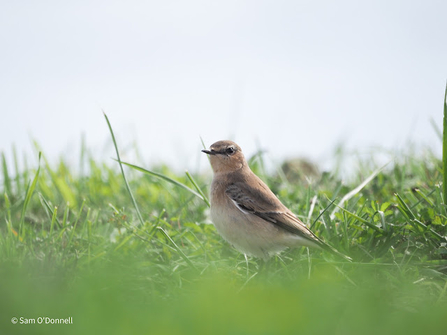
[210,204,294,259]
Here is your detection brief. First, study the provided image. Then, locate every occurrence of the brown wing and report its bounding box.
[225,182,323,245]
[225,182,353,261]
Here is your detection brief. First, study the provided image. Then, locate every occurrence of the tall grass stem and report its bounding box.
[103,112,145,226]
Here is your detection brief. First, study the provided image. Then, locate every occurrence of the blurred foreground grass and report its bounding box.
[2,256,447,335]
[1,129,447,334]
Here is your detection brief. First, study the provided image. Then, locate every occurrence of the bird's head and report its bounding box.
[202,140,247,174]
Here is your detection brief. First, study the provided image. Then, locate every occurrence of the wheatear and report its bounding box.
[202,140,351,261]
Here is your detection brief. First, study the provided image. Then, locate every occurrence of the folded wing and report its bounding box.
[225,182,352,261]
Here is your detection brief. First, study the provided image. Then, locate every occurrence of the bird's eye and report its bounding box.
[225,147,236,155]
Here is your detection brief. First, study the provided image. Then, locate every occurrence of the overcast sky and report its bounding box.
[1,0,446,173]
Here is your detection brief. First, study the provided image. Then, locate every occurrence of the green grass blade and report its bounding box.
[156,227,199,272]
[12,144,22,195]
[62,205,70,227]
[185,170,210,207]
[337,206,383,233]
[38,193,62,229]
[4,193,12,238]
[443,81,447,204]
[412,218,444,240]
[1,152,11,196]
[395,193,416,220]
[311,197,336,229]
[119,160,206,202]
[413,188,435,207]
[103,112,145,226]
[33,145,78,208]
[19,152,41,238]
[50,206,58,236]
[431,117,442,141]
[67,199,86,248]
[395,193,444,240]
[199,137,207,149]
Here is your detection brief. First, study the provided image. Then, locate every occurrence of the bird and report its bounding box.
[202,140,351,261]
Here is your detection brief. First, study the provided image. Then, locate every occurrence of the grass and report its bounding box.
[1,111,447,334]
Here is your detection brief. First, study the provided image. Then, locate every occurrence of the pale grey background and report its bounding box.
[1,0,446,173]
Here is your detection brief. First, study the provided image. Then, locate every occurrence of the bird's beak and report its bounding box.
[202,149,216,155]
